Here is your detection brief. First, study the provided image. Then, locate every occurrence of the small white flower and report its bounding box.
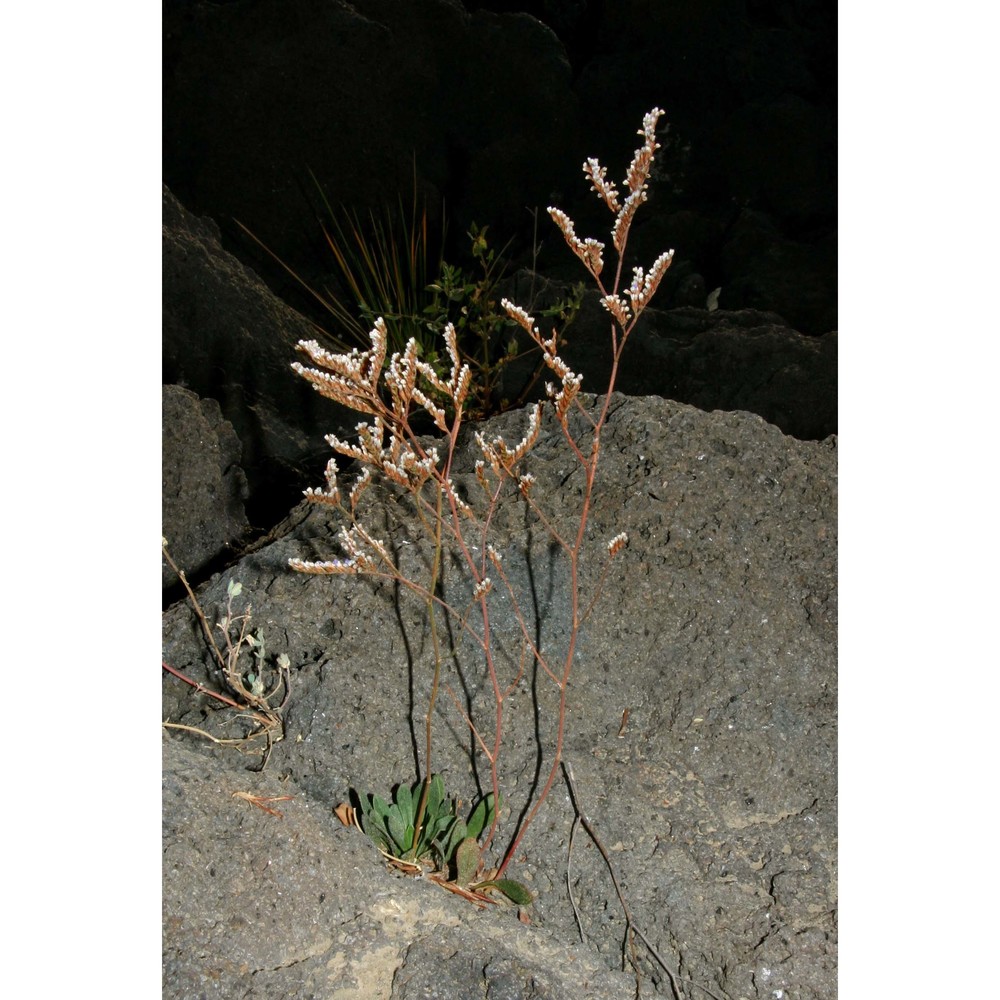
[607,532,629,556]
[288,557,359,575]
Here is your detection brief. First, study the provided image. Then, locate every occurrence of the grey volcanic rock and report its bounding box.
[162,392,837,998]
[500,271,836,442]
[162,14,836,986]
[162,385,250,588]
[162,184,834,586]
[162,185,349,529]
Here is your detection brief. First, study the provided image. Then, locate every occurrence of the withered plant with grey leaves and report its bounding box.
[289,109,674,899]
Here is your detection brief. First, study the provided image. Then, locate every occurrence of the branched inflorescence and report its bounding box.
[287,316,481,580]
[288,108,674,884]
[554,107,675,329]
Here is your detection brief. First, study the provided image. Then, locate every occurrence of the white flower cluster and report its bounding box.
[287,556,359,575]
[547,208,605,279]
[582,157,622,214]
[292,319,390,417]
[549,371,582,420]
[596,249,675,327]
[502,299,558,355]
[348,466,372,510]
[377,326,471,433]
[288,523,393,577]
[321,415,439,492]
[289,110,672,599]
[600,294,631,327]
[607,532,629,557]
[502,300,540,337]
[338,523,390,573]
[445,478,474,518]
[475,402,543,473]
[302,457,342,506]
[501,296,582,424]
[610,189,647,254]
[624,108,664,199]
[571,106,673,280]
[627,251,675,315]
[291,316,473,501]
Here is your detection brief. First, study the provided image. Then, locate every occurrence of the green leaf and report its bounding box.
[360,813,385,842]
[395,782,413,824]
[357,796,374,826]
[465,793,496,841]
[455,837,480,887]
[427,774,445,816]
[387,812,407,853]
[443,819,467,861]
[357,796,391,851]
[474,879,533,906]
[367,830,390,853]
[426,813,452,844]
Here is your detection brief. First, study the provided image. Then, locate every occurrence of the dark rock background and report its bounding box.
[164,0,835,335]
[162,187,835,554]
[163,0,835,542]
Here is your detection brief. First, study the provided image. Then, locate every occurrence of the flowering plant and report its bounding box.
[290,109,674,900]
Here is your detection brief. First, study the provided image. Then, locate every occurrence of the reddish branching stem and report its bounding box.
[289,108,673,885]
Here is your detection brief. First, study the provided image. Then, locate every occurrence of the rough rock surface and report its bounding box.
[163,8,836,992]
[162,393,837,999]
[501,270,836,443]
[162,385,250,589]
[163,185,343,530]
[163,185,835,561]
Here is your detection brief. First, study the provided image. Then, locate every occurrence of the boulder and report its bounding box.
[162,385,250,590]
[163,392,836,999]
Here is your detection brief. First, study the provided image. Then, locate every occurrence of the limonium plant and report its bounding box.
[289,108,674,901]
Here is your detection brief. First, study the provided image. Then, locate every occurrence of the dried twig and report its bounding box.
[232,791,294,818]
[162,539,227,671]
[162,543,291,770]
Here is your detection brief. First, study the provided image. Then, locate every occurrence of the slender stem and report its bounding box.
[162,541,226,673]
[290,110,673,899]
[497,307,633,876]
[411,482,446,855]
[162,660,244,711]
